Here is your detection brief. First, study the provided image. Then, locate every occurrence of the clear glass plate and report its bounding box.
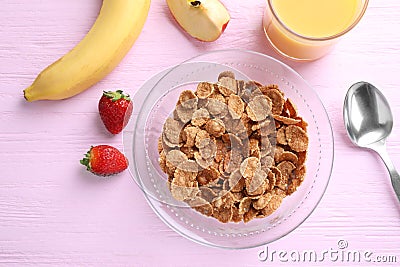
[123,50,334,249]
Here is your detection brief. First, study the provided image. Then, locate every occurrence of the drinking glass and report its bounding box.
[263,0,369,61]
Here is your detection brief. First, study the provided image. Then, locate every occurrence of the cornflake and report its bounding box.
[249,138,260,158]
[229,170,245,193]
[231,206,242,223]
[238,197,252,215]
[218,75,237,95]
[199,186,218,202]
[218,71,235,80]
[159,151,167,173]
[284,98,298,118]
[273,114,301,125]
[205,118,225,138]
[246,95,272,122]
[178,90,198,109]
[222,133,243,147]
[227,94,245,119]
[194,151,213,169]
[177,159,199,173]
[192,108,210,127]
[253,192,273,210]
[216,83,236,97]
[175,104,196,123]
[197,166,220,186]
[170,168,199,201]
[263,88,285,115]
[260,155,274,169]
[240,157,260,179]
[297,151,307,166]
[287,178,302,195]
[187,197,213,216]
[276,161,296,190]
[285,125,309,152]
[180,146,197,159]
[158,137,163,154]
[245,168,269,196]
[214,139,226,163]
[196,82,214,99]
[166,150,188,171]
[212,191,235,223]
[261,194,283,216]
[158,71,309,223]
[280,151,298,165]
[243,207,258,223]
[183,126,200,148]
[198,138,217,159]
[232,191,245,202]
[163,118,182,147]
[223,150,243,174]
[195,130,210,148]
[296,165,306,181]
[207,98,227,117]
[276,126,287,145]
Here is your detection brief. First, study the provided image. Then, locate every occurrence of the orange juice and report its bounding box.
[263,0,368,60]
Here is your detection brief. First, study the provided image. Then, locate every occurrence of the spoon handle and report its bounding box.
[370,140,400,203]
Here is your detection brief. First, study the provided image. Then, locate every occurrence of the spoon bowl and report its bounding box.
[344,82,400,202]
[344,82,393,147]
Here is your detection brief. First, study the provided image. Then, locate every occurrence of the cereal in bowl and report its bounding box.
[158,71,309,223]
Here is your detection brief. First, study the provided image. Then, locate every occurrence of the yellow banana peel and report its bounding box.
[24,0,151,101]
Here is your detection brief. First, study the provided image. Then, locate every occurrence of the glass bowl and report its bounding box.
[123,50,334,249]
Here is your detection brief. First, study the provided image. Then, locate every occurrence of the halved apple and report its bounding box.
[167,0,230,42]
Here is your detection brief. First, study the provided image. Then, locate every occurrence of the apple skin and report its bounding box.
[167,0,230,42]
[221,20,228,33]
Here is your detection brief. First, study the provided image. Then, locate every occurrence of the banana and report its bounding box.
[23,0,151,101]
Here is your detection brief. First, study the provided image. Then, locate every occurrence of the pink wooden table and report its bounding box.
[1,0,399,266]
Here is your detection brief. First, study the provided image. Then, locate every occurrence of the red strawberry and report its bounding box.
[80,145,128,176]
[99,90,133,134]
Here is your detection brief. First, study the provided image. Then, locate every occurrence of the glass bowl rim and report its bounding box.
[126,49,335,249]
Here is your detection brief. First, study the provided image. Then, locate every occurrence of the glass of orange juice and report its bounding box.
[263,0,369,61]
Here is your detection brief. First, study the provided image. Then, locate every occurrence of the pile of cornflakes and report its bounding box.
[158,71,308,223]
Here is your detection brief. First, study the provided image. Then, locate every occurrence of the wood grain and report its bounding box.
[0,0,399,266]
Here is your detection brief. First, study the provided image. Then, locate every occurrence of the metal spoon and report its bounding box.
[344,82,400,202]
